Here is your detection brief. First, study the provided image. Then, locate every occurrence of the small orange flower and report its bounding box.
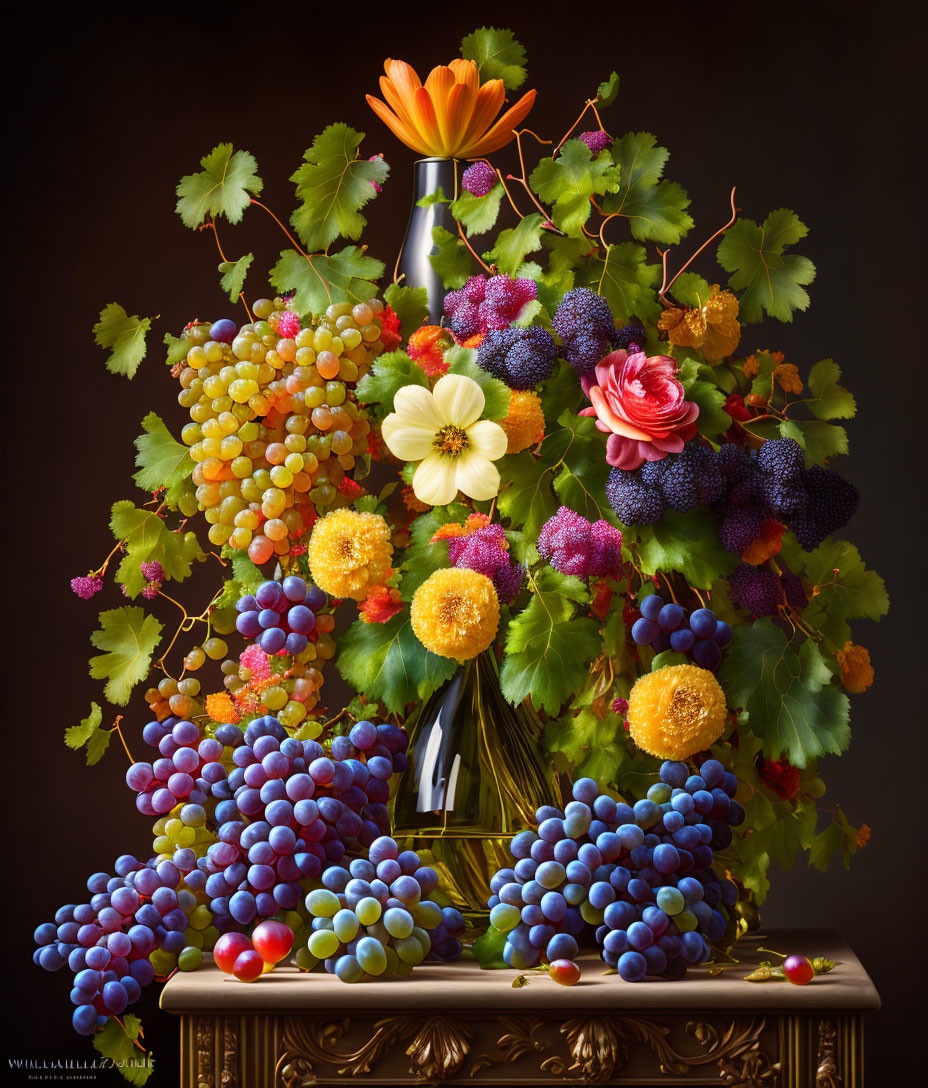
[359,584,404,624]
[408,325,452,377]
[742,519,785,565]
[657,287,741,363]
[367,59,536,159]
[835,642,874,694]
[205,692,240,725]
[430,512,491,543]
[773,363,803,395]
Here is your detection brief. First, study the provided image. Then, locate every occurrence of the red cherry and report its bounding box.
[252,920,295,965]
[783,954,815,985]
[214,932,253,975]
[233,949,265,982]
[549,959,581,986]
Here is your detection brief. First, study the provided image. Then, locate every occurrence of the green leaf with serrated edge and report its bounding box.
[545,707,627,786]
[551,410,613,523]
[747,351,780,399]
[597,71,620,107]
[110,501,206,596]
[636,509,736,588]
[175,144,262,228]
[670,272,713,308]
[336,612,458,714]
[355,350,429,414]
[445,346,511,420]
[451,184,504,237]
[539,359,584,418]
[580,242,661,323]
[678,359,731,438]
[93,1014,155,1085]
[601,133,693,245]
[429,225,473,288]
[778,419,848,466]
[228,548,265,595]
[510,299,544,328]
[717,210,816,323]
[269,247,384,318]
[164,331,189,368]
[89,607,163,706]
[496,441,564,542]
[94,303,154,379]
[218,253,253,302]
[531,142,622,236]
[809,821,843,872]
[400,503,472,600]
[804,359,857,420]
[65,702,105,763]
[487,213,545,275]
[472,924,508,968]
[290,124,388,251]
[800,540,888,622]
[383,284,429,345]
[500,567,601,713]
[717,619,850,767]
[133,412,192,498]
[461,26,527,89]
[417,186,449,207]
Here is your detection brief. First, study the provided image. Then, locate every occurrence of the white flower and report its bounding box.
[381,374,507,506]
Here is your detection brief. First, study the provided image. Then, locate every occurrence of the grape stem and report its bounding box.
[249,199,310,259]
[108,715,134,765]
[509,130,556,225]
[657,187,739,307]
[553,97,605,157]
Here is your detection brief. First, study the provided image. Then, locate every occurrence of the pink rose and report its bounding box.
[580,351,699,470]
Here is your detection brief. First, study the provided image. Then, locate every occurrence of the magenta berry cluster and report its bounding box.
[443,275,537,341]
[276,311,301,339]
[461,161,497,197]
[537,507,624,579]
[578,130,611,153]
[446,524,524,603]
[71,575,104,600]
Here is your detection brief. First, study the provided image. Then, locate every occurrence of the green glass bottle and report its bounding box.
[391,651,558,928]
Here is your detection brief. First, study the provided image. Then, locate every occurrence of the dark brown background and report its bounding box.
[4,0,924,1082]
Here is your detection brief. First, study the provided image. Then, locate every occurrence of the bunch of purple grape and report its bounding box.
[128,717,227,815]
[32,853,212,1035]
[234,576,326,656]
[484,769,743,982]
[299,835,466,982]
[630,594,731,671]
[197,715,408,927]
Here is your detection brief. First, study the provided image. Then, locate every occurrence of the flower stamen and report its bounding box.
[433,424,470,458]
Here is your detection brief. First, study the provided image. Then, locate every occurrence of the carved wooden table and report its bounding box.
[160,928,878,1086]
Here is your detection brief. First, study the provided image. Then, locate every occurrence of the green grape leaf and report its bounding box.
[228,548,265,595]
[163,331,189,368]
[399,503,472,600]
[461,26,527,90]
[445,346,511,420]
[545,707,628,787]
[500,567,601,714]
[496,450,559,541]
[93,303,155,380]
[801,540,888,623]
[175,144,262,228]
[717,209,816,323]
[808,820,843,872]
[472,924,508,968]
[678,358,732,438]
[93,1014,155,1085]
[429,225,473,288]
[290,124,388,251]
[487,213,546,275]
[218,253,253,303]
[336,612,458,714]
[670,272,713,308]
[597,71,620,107]
[451,184,504,237]
[601,132,693,245]
[531,142,621,236]
[355,350,429,414]
[269,247,385,318]
[718,619,850,767]
[805,359,857,420]
[539,359,584,418]
[64,702,112,765]
[89,607,163,707]
[133,413,193,503]
[551,410,613,523]
[580,242,661,323]
[383,283,430,344]
[636,509,736,588]
[778,418,848,466]
[417,186,450,207]
[110,501,206,596]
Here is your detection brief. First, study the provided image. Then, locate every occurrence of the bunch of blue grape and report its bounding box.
[630,595,732,671]
[235,575,327,655]
[597,759,744,981]
[299,835,466,981]
[33,853,218,1035]
[129,716,229,816]
[484,770,743,980]
[197,716,407,927]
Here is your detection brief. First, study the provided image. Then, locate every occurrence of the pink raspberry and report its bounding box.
[446,524,523,603]
[277,311,300,339]
[140,561,164,584]
[71,575,103,600]
[462,161,497,197]
[141,583,159,599]
[579,130,611,154]
[239,644,272,682]
[537,507,624,579]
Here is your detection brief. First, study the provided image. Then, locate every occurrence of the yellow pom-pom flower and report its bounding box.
[306,509,393,601]
[410,567,499,660]
[626,664,728,759]
[499,390,545,453]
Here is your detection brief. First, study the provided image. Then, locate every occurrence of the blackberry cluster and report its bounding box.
[476,327,557,389]
[607,443,726,525]
[551,288,620,377]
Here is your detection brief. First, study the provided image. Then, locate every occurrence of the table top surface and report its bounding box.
[161,928,879,1014]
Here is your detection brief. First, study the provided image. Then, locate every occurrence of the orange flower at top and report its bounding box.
[366,59,536,159]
